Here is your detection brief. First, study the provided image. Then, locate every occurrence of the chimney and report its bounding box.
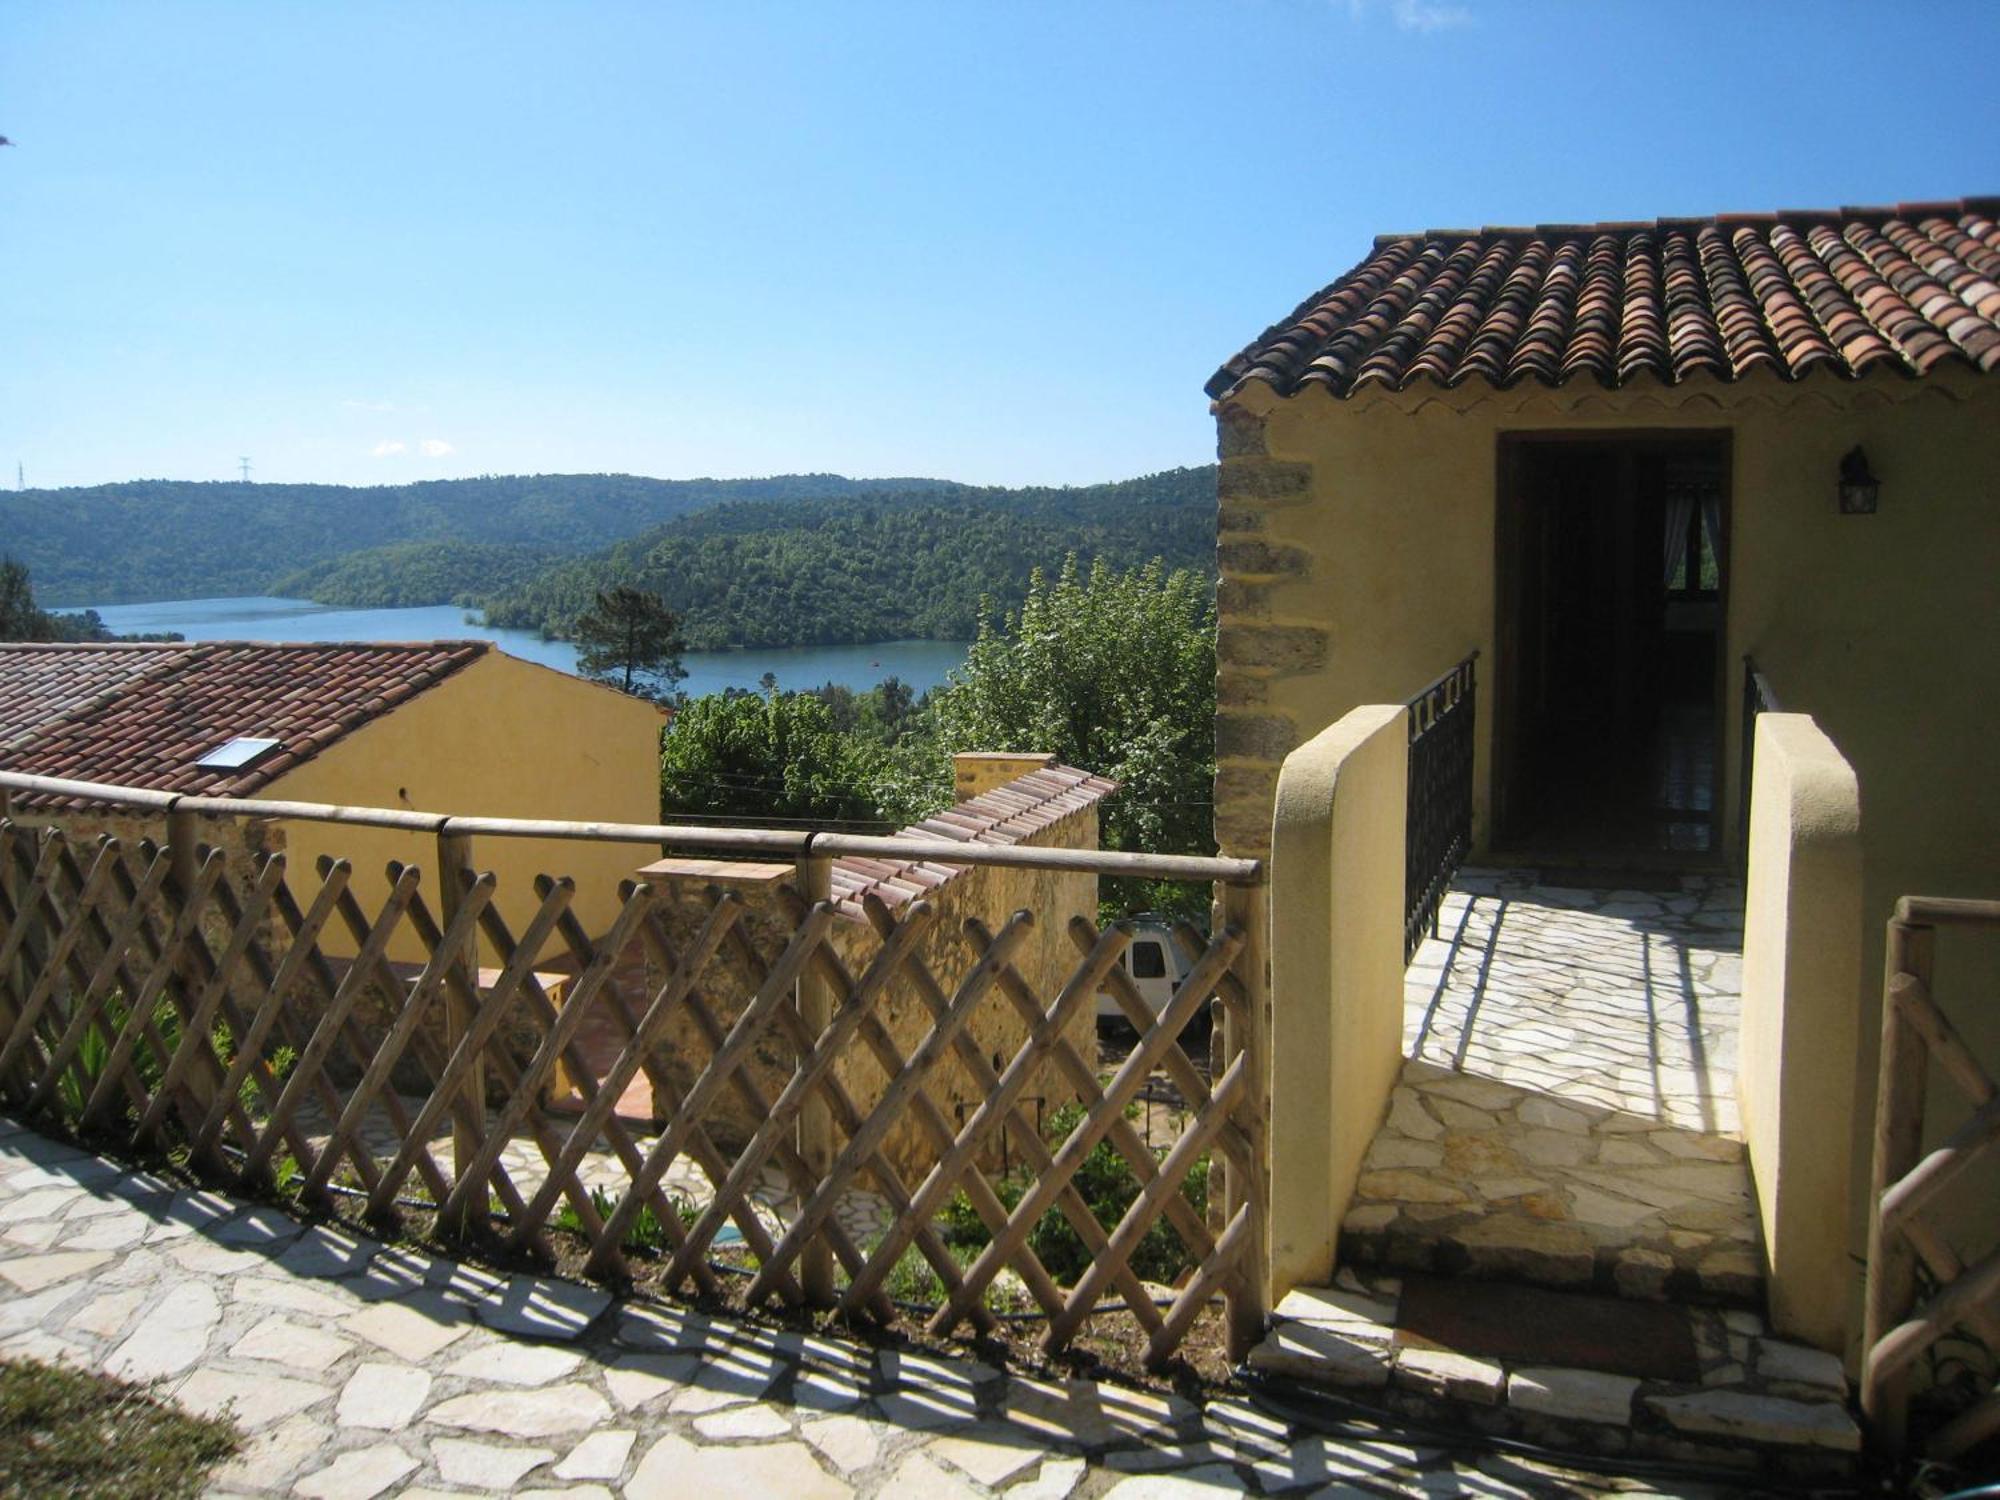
[952,751,1057,803]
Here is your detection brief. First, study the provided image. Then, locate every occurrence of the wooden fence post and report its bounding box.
[1221,877,1270,1361]
[438,828,486,1235]
[795,851,835,1304]
[0,787,17,1017]
[1861,914,1934,1453]
[164,805,219,1124]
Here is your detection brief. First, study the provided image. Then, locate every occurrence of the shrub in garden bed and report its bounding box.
[937,1103,1209,1288]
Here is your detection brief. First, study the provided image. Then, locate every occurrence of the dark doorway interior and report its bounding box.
[1495,435,1727,861]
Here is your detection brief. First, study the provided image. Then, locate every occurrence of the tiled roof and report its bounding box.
[1207,198,2000,401]
[0,643,185,749]
[0,640,489,807]
[830,764,1118,918]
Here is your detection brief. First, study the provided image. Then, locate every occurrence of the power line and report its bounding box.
[655,811,902,829]
[238,456,252,483]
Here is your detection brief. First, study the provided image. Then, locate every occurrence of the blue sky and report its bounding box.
[4,1,1997,491]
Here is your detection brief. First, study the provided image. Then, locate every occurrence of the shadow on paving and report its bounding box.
[0,1117,1708,1496]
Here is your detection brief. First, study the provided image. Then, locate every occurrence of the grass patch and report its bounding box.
[0,1356,240,1500]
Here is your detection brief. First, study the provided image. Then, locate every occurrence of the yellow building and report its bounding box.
[1210,198,2000,1360]
[0,639,667,949]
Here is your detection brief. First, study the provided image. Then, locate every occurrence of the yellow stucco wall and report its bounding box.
[1217,365,1999,868]
[1216,364,2000,1285]
[1739,713,1863,1353]
[1267,703,1407,1297]
[262,650,667,962]
[637,806,1103,1183]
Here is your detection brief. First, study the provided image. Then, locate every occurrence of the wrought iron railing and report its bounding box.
[1405,651,1477,962]
[1861,896,2000,1461]
[1739,656,1781,863]
[0,768,1269,1366]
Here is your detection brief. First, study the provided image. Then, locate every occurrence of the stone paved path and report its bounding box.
[1349,873,1758,1295]
[0,1116,1717,1497]
[1407,872,1741,1132]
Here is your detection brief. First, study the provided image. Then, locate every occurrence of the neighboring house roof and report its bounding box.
[1208,197,2000,401]
[0,640,489,806]
[830,763,1118,918]
[0,642,182,749]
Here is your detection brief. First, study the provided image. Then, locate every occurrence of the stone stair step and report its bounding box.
[1245,1276,1858,1481]
[1344,1060,1767,1309]
[1340,1205,1765,1308]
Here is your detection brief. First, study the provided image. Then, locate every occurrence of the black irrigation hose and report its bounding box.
[1236,1368,1873,1498]
[248,1162,1206,1326]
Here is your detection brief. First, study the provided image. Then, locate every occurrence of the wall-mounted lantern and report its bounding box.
[1838,446,1880,515]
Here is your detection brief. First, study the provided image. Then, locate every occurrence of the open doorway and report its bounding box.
[1493,433,1728,862]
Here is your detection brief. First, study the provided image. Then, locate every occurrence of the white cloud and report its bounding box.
[1346,0,1471,31]
[343,398,396,412]
[1390,0,1470,31]
[370,439,407,457]
[419,438,455,458]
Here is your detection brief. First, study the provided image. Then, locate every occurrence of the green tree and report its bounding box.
[660,690,878,824]
[808,676,919,742]
[921,555,1218,921]
[0,557,53,641]
[573,585,686,703]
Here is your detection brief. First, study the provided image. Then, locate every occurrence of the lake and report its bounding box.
[81,596,969,699]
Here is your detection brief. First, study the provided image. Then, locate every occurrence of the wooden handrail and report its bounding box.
[1894,895,2000,928]
[0,769,1263,885]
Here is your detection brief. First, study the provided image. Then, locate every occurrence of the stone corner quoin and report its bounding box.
[1212,402,1325,861]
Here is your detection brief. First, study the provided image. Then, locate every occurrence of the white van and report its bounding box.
[1096,919,1193,1024]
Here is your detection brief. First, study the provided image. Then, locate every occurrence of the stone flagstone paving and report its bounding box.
[1407,872,1742,1131]
[1347,873,1760,1297]
[0,1115,1739,1497]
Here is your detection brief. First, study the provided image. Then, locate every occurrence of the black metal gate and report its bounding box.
[1738,656,1780,865]
[1406,652,1477,962]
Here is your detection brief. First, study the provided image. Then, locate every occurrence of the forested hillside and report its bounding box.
[5,463,1220,649]
[2,472,947,605]
[477,467,1216,648]
[271,541,560,609]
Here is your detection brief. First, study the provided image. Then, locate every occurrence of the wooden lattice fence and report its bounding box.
[1862,896,2000,1459]
[0,771,1268,1366]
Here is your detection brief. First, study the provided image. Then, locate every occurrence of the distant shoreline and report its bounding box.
[78,595,969,700]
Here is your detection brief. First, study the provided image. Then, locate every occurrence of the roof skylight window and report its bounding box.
[195,736,282,771]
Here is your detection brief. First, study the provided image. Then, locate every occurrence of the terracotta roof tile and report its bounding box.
[828,763,1118,918]
[0,642,190,749]
[0,640,490,809]
[1207,197,2000,399]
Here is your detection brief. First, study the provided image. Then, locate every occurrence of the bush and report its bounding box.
[48,998,296,1129]
[551,1185,698,1253]
[937,1103,1209,1287]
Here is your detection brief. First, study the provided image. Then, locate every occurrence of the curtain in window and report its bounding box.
[1663,484,1697,588]
[1700,483,1725,580]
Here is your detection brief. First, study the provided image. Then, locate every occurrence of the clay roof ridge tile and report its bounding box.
[1209,197,2000,399]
